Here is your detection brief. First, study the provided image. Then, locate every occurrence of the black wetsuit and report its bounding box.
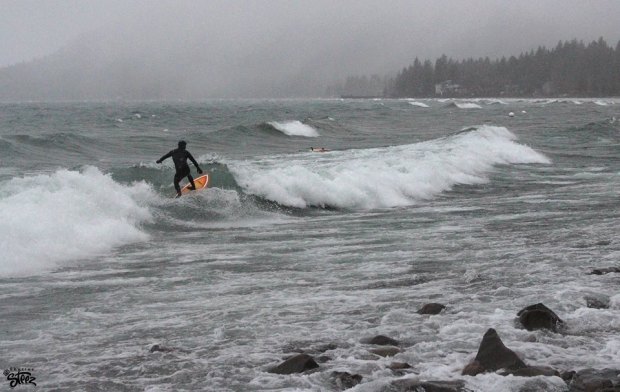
[157,148,202,194]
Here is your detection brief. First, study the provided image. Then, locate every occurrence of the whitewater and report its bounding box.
[0,98,619,391]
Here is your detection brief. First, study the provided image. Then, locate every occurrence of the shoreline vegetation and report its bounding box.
[333,38,620,99]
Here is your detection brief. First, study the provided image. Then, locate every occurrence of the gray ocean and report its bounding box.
[0,98,618,391]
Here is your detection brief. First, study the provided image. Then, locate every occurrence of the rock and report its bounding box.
[502,366,561,377]
[565,368,620,392]
[462,328,526,374]
[268,353,319,374]
[390,379,471,392]
[389,362,412,370]
[585,296,610,309]
[517,303,564,332]
[418,303,446,315]
[316,355,331,363]
[369,346,400,357]
[149,344,174,353]
[462,360,485,376]
[313,343,338,353]
[331,371,363,390]
[365,335,400,346]
[589,267,620,275]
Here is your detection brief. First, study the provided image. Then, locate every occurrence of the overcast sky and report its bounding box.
[2,0,620,96]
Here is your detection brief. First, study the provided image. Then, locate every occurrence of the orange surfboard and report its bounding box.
[177,174,209,197]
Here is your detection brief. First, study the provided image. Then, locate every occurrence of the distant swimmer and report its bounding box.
[310,147,329,152]
[156,140,203,198]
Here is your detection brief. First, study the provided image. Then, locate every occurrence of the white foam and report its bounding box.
[228,125,550,209]
[0,167,156,277]
[593,100,609,106]
[409,101,430,108]
[268,120,319,137]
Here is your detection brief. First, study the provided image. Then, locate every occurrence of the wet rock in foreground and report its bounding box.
[268,353,319,374]
[462,328,526,375]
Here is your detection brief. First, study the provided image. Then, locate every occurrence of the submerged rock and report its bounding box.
[417,303,446,315]
[517,303,564,332]
[370,346,400,357]
[502,365,560,377]
[589,267,620,275]
[149,344,175,353]
[388,362,412,370]
[389,379,471,392]
[462,328,526,375]
[564,368,620,392]
[268,353,319,374]
[331,371,363,390]
[585,296,610,309]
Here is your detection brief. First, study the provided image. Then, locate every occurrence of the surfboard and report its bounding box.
[177,174,209,197]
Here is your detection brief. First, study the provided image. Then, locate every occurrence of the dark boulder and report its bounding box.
[462,328,526,375]
[364,335,400,346]
[331,371,363,390]
[268,353,319,374]
[517,303,564,332]
[418,303,446,315]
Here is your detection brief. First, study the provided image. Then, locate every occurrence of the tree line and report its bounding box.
[338,38,620,98]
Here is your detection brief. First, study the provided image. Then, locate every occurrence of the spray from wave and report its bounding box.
[0,166,156,277]
[268,120,319,137]
[227,126,550,209]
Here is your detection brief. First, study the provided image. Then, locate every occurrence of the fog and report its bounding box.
[2,0,620,98]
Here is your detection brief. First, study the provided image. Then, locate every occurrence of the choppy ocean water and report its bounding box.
[0,98,618,391]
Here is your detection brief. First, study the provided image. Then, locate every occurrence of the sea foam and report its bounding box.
[0,167,155,276]
[228,126,550,209]
[268,120,319,137]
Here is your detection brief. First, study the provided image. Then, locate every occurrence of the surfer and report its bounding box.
[156,140,203,197]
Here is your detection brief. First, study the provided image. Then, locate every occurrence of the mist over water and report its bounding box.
[2,1,620,98]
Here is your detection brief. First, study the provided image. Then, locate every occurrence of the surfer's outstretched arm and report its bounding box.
[156,151,173,164]
[187,152,203,173]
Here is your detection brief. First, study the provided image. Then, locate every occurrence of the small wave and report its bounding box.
[445,102,482,109]
[409,101,430,108]
[267,120,319,137]
[0,167,156,277]
[593,100,609,106]
[227,125,550,209]
[484,99,508,105]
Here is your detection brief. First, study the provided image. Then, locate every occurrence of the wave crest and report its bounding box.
[227,126,550,209]
[0,167,155,276]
